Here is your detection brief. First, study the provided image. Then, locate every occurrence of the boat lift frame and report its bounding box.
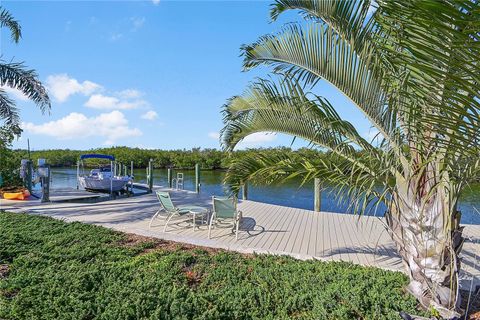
[77,154,115,197]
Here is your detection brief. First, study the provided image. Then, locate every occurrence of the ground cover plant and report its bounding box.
[0,211,426,319]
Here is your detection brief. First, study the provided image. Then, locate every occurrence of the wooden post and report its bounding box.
[76,160,80,189]
[26,160,33,194]
[314,178,321,212]
[110,161,114,198]
[147,159,153,193]
[145,166,149,186]
[167,168,172,188]
[195,163,200,193]
[130,161,134,176]
[242,182,248,200]
[41,164,50,202]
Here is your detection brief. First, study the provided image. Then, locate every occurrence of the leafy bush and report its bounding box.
[0,212,426,319]
[0,128,23,188]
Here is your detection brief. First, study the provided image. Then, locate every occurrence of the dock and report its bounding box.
[47,188,103,202]
[1,187,479,289]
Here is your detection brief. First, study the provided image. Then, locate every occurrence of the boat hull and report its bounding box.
[78,176,129,192]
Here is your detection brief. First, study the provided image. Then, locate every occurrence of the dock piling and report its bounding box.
[147,159,154,193]
[314,178,322,212]
[242,182,248,200]
[195,163,200,193]
[76,160,80,190]
[167,168,172,188]
[40,164,50,202]
[110,161,114,198]
[25,160,33,194]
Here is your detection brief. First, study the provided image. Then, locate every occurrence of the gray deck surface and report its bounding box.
[1,186,479,289]
[48,188,103,201]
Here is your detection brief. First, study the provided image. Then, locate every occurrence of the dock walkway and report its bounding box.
[1,187,478,289]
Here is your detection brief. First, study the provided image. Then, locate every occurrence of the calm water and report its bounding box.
[46,167,480,225]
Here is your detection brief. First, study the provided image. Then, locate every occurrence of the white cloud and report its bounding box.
[85,94,146,110]
[117,100,147,110]
[130,16,145,31]
[208,131,276,148]
[110,33,123,42]
[152,0,160,5]
[116,89,143,99]
[243,132,276,144]
[1,85,29,101]
[46,74,102,103]
[22,110,142,145]
[85,94,118,109]
[141,110,158,120]
[236,132,276,149]
[208,132,220,140]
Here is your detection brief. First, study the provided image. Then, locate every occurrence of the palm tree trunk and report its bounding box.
[385,191,465,319]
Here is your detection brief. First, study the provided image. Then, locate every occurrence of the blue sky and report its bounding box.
[2,0,373,151]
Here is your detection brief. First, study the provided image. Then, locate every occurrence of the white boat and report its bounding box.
[77,154,132,193]
[78,167,131,192]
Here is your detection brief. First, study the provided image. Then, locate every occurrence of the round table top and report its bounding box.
[179,205,209,213]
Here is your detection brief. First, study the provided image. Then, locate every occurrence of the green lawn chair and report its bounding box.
[150,191,191,231]
[209,196,243,240]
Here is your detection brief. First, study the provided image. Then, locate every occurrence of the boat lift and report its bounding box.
[77,154,133,197]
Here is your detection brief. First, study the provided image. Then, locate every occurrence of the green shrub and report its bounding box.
[11,147,333,170]
[0,212,426,319]
[0,128,23,188]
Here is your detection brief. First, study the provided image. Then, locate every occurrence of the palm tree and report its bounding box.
[221,0,479,317]
[0,6,50,142]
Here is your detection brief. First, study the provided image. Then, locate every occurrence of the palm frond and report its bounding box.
[225,151,391,215]
[373,0,480,159]
[0,61,51,114]
[0,89,20,127]
[222,77,376,157]
[241,23,396,143]
[0,7,21,43]
[270,0,374,50]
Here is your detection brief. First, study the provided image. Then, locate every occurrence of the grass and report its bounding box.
[0,211,426,319]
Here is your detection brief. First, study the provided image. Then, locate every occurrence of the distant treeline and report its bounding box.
[11,147,327,170]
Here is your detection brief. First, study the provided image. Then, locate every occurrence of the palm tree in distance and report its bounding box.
[0,6,50,142]
[221,0,479,317]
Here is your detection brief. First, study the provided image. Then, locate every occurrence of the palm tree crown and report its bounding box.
[0,6,50,141]
[221,0,479,317]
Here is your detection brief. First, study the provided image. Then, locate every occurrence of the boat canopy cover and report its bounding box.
[80,154,115,161]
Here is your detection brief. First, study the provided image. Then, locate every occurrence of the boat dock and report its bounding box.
[1,187,479,289]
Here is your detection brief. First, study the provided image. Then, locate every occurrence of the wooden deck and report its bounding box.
[1,187,479,290]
